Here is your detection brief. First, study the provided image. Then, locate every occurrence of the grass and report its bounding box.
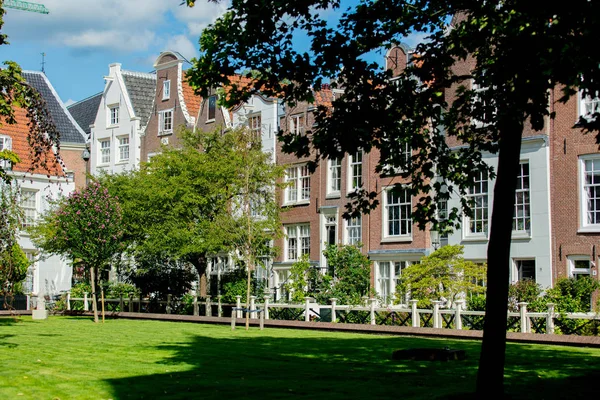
[0,317,599,400]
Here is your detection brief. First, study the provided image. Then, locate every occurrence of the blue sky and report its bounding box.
[2,0,424,106]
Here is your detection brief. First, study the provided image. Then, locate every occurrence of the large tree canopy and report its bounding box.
[186,0,600,395]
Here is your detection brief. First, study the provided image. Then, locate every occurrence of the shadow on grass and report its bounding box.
[104,329,600,400]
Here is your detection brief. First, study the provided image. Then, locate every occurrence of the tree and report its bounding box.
[0,4,61,182]
[186,0,600,394]
[29,182,124,323]
[397,245,486,308]
[322,244,371,305]
[101,127,282,305]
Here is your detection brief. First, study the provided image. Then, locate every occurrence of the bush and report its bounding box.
[508,279,545,312]
[467,294,487,311]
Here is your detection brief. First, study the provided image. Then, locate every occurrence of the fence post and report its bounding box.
[370,298,377,325]
[304,297,311,322]
[518,302,529,333]
[26,295,30,311]
[259,307,265,330]
[84,292,89,311]
[330,298,337,323]
[218,295,223,317]
[139,294,143,313]
[231,309,236,330]
[432,300,442,329]
[454,300,463,330]
[411,300,419,327]
[250,296,256,319]
[128,294,133,312]
[236,296,242,318]
[546,303,555,334]
[66,292,71,311]
[193,295,199,316]
[362,296,369,307]
[263,296,270,320]
[119,294,123,312]
[206,296,212,317]
[166,294,172,314]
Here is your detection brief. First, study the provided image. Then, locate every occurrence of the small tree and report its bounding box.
[284,254,330,303]
[30,182,124,323]
[322,244,371,305]
[397,245,486,308]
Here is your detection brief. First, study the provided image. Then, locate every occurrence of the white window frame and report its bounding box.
[382,186,412,241]
[579,154,600,232]
[159,109,173,135]
[345,215,362,246]
[21,189,37,228]
[579,90,600,120]
[285,224,310,262]
[512,258,536,283]
[0,135,13,170]
[383,142,411,175]
[162,80,171,100]
[118,136,130,163]
[464,170,489,239]
[513,161,531,236]
[284,165,310,205]
[99,139,111,165]
[471,78,495,127]
[376,260,414,305]
[207,95,217,122]
[108,104,119,126]
[289,114,303,135]
[326,157,341,197]
[568,255,592,279]
[348,151,363,192]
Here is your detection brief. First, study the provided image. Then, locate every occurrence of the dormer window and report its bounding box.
[290,114,304,135]
[207,95,217,121]
[163,80,171,100]
[109,105,119,126]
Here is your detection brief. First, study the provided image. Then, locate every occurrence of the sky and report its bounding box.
[2,0,425,106]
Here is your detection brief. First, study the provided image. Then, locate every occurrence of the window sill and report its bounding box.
[578,226,600,234]
[162,96,170,101]
[206,119,215,124]
[461,235,488,243]
[283,200,310,207]
[115,161,129,165]
[325,193,340,199]
[511,232,531,241]
[158,131,173,137]
[381,236,412,244]
[108,124,119,129]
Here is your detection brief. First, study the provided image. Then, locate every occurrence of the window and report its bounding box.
[99,139,111,164]
[513,162,530,233]
[378,261,412,304]
[580,91,600,118]
[515,259,536,281]
[118,137,130,162]
[580,155,600,230]
[348,151,363,191]
[327,158,341,196]
[472,78,495,126]
[109,105,119,126]
[346,215,362,245]
[21,190,36,228]
[208,96,217,121]
[466,170,489,236]
[383,142,410,175]
[289,114,304,135]
[569,256,592,279]
[284,165,310,204]
[286,224,310,261]
[437,199,449,247]
[384,186,412,239]
[162,80,170,100]
[159,109,173,134]
[0,135,12,170]
[249,113,261,141]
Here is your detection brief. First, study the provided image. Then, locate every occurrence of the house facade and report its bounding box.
[1,71,81,297]
[88,63,156,175]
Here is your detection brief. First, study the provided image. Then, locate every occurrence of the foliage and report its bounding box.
[397,245,486,308]
[508,279,545,312]
[322,244,371,305]
[467,294,487,312]
[123,253,195,301]
[100,127,283,283]
[284,254,330,303]
[543,277,600,314]
[219,267,262,304]
[103,282,140,299]
[0,243,28,296]
[69,282,92,298]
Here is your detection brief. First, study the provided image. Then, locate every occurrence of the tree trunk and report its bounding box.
[90,266,99,323]
[475,119,524,395]
[189,253,208,297]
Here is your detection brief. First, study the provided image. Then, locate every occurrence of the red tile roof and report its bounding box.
[181,76,202,121]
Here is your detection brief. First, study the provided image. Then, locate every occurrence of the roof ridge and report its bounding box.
[121,69,157,79]
[67,92,102,109]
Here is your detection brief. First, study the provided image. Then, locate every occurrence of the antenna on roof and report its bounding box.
[41,52,46,74]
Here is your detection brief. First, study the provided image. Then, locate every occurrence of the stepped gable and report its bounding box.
[121,70,157,129]
[22,71,86,145]
[67,92,102,135]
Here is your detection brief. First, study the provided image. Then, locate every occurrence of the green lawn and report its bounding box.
[0,317,599,400]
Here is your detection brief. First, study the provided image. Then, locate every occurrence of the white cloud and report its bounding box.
[163,35,198,62]
[171,1,229,36]
[58,30,157,52]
